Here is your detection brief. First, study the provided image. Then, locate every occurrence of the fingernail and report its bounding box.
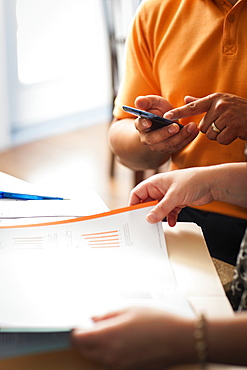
[141,119,150,128]
[168,124,179,134]
[187,122,197,133]
[163,112,173,119]
[147,212,159,223]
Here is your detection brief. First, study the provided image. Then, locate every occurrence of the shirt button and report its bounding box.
[228,14,235,22]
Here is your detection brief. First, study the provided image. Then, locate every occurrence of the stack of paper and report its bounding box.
[0,201,194,359]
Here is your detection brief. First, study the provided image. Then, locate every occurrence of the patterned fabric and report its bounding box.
[229,228,247,311]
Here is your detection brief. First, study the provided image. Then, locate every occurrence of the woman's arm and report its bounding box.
[71,307,247,369]
[129,163,247,225]
[207,313,247,366]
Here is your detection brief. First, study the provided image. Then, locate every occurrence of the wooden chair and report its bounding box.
[102,0,145,186]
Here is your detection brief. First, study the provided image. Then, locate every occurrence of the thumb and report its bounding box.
[91,309,127,323]
[146,196,177,223]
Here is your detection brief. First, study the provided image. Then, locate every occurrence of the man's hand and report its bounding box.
[164,93,247,144]
[134,95,199,155]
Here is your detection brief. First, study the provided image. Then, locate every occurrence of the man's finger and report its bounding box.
[164,95,215,120]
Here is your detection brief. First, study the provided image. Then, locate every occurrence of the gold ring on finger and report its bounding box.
[211,121,221,134]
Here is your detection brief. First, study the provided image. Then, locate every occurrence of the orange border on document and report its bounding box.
[0,201,158,229]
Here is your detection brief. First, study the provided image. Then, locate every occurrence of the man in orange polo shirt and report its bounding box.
[108,0,247,265]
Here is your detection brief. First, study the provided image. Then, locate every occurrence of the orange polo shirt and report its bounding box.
[113,0,247,220]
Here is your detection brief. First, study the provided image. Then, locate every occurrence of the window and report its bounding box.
[4,0,112,143]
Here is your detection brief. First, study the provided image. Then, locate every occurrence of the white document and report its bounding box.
[0,198,109,225]
[0,170,109,223]
[0,202,194,358]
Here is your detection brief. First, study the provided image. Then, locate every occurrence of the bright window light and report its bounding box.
[16,0,96,84]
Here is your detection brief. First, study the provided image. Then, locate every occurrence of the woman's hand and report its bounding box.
[129,162,247,225]
[71,306,195,370]
[129,167,214,226]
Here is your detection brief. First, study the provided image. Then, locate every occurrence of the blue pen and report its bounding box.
[0,191,64,200]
